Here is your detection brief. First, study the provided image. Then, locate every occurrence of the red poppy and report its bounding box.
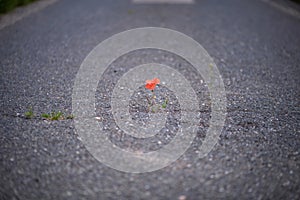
[145,78,160,91]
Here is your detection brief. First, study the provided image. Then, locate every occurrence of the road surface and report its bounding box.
[0,0,299,199]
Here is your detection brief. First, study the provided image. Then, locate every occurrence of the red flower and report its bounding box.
[145,78,160,91]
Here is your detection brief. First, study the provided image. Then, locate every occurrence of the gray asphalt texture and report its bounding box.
[0,0,299,199]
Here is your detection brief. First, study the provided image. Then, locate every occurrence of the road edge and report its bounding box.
[0,0,58,30]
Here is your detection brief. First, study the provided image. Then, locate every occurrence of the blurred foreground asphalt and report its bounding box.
[0,0,299,199]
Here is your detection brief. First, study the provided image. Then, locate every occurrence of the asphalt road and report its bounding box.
[0,0,299,199]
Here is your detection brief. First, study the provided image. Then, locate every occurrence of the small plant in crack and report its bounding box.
[145,78,168,112]
[161,98,168,109]
[41,111,74,121]
[24,107,34,119]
